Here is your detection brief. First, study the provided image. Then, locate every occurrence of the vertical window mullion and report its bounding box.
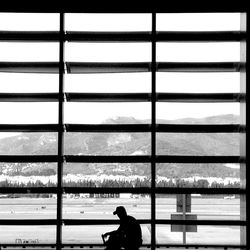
[57,12,65,250]
[240,12,247,247]
[151,12,156,250]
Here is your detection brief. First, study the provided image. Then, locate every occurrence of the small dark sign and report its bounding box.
[177,194,191,212]
[171,213,197,232]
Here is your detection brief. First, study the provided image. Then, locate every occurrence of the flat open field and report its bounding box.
[0,197,242,245]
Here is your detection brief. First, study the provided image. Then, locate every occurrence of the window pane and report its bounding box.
[0,13,59,31]
[0,42,59,62]
[0,103,58,124]
[156,133,240,156]
[65,43,151,62]
[63,163,151,180]
[62,224,151,244]
[0,73,59,93]
[157,73,240,93]
[156,225,241,244]
[156,163,240,184]
[65,73,151,93]
[0,194,57,219]
[157,13,240,31]
[64,133,151,155]
[0,226,56,244]
[157,103,240,121]
[157,43,240,62]
[65,14,151,31]
[0,132,58,155]
[65,103,151,124]
[63,195,150,219]
[156,194,240,221]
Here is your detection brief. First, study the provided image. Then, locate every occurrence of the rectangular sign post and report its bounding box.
[171,194,197,244]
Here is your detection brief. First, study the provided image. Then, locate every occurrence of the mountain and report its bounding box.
[0,114,240,178]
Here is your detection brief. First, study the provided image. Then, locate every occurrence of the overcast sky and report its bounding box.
[0,13,242,138]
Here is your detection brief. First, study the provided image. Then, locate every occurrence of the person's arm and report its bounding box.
[103,230,116,237]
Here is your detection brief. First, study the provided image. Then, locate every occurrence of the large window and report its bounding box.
[0,11,247,250]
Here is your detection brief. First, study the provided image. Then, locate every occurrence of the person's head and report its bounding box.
[113,206,127,220]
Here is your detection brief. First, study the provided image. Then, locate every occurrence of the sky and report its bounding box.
[0,13,242,138]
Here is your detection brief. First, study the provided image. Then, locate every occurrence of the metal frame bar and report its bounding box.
[56,12,64,250]
[151,12,157,250]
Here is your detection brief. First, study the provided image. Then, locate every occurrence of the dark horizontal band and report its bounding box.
[0,93,59,102]
[65,124,151,132]
[157,62,243,72]
[157,124,244,133]
[0,31,60,42]
[0,124,244,133]
[66,93,151,102]
[157,93,244,102]
[0,155,242,164]
[0,62,60,73]
[157,31,246,42]
[65,93,243,103]
[1,93,242,102]
[156,155,242,163]
[65,155,151,163]
[0,124,61,132]
[66,62,151,73]
[0,31,245,43]
[0,187,58,194]
[66,31,151,42]
[64,219,246,226]
[0,155,59,162]
[0,62,243,73]
[0,1,247,13]
[65,31,246,43]
[0,218,245,226]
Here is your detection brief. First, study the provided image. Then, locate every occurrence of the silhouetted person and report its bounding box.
[102,206,142,250]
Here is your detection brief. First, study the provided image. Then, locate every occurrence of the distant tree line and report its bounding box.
[0,178,240,189]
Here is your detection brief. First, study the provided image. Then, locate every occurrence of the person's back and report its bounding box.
[103,206,142,250]
[119,215,142,249]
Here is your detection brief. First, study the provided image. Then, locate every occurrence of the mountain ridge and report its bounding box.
[0,114,240,178]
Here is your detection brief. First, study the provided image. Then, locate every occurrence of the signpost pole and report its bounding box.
[183,194,186,244]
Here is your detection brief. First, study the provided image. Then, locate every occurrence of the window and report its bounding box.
[0,11,247,250]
